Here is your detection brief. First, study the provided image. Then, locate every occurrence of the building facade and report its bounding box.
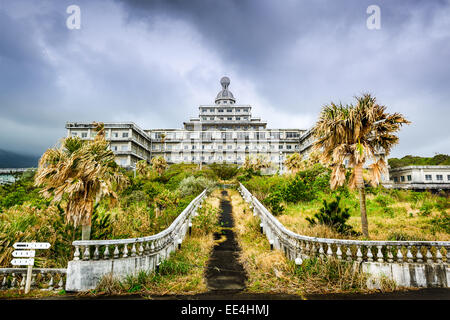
[66,77,308,172]
[387,165,450,190]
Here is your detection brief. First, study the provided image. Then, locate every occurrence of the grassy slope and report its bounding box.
[281,192,450,241]
[229,189,377,295]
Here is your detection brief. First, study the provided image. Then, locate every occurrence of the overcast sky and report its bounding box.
[0,0,449,157]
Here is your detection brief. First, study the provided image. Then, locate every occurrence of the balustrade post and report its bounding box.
[336,245,342,260]
[406,245,413,263]
[397,247,403,263]
[387,245,394,263]
[83,246,90,261]
[356,245,363,262]
[425,246,433,263]
[104,245,110,260]
[376,245,384,263]
[416,246,423,263]
[346,246,352,262]
[73,245,80,261]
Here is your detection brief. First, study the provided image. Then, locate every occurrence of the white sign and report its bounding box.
[11,258,34,266]
[13,242,51,249]
[12,250,35,258]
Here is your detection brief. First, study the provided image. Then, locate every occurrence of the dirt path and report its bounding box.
[204,190,247,292]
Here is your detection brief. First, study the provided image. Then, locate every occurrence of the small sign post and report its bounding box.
[11,241,50,294]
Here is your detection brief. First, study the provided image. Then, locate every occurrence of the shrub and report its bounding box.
[430,212,450,234]
[178,176,216,198]
[306,196,356,235]
[191,203,221,235]
[282,176,315,203]
[263,190,285,216]
[209,162,240,180]
[419,201,434,216]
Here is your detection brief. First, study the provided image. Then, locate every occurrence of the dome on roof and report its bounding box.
[215,76,236,104]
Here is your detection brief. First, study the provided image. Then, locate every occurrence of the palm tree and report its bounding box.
[312,94,410,237]
[284,153,304,175]
[136,160,150,177]
[34,122,129,240]
[151,156,168,175]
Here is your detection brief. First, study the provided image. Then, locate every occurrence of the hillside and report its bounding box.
[0,149,39,168]
[388,154,450,169]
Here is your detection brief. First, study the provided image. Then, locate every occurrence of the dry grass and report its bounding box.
[229,189,372,295]
[282,193,450,241]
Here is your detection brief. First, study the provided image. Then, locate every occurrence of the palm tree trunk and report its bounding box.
[81,224,91,240]
[358,187,369,238]
[355,163,369,238]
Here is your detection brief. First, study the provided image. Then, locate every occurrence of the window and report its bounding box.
[210,117,214,120]
[218,109,224,112]
[202,117,207,120]
[184,145,188,150]
[393,177,398,182]
[227,109,232,112]
[218,145,223,150]
[287,145,292,150]
[448,175,450,181]
[71,132,78,137]
[122,132,129,138]
[227,145,232,150]
[407,175,412,181]
[236,109,240,112]
[436,175,443,181]
[287,132,300,138]
[121,145,128,151]
[227,117,232,120]
[81,132,87,138]
[236,117,241,120]
[210,109,214,112]
[113,132,119,138]
[279,145,283,149]
[120,159,127,166]
[425,175,432,181]
[401,176,405,182]
[192,145,196,150]
[111,146,118,151]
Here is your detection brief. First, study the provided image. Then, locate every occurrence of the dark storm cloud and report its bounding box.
[0,0,449,157]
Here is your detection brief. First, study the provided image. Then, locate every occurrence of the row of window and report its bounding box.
[71,131,130,138]
[202,116,249,121]
[392,174,450,182]
[152,144,299,151]
[201,107,249,113]
[165,155,284,162]
[152,132,300,140]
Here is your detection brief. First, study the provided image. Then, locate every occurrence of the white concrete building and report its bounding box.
[388,165,450,190]
[66,77,308,172]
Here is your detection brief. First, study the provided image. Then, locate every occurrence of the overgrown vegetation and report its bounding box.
[0,163,217,268]
[243,164,449,241]
[230,189,369,295]
[93,190,222,296]
[388,154,450,168]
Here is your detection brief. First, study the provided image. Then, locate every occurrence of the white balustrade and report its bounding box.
[0,268,67,291]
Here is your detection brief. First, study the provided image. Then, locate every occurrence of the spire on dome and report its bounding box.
[215,76,236,104]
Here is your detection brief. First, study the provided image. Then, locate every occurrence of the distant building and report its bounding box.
[66,77,308,172]
[387,165,450,190]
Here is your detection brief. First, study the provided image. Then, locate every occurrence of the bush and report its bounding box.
[209,162,240,180]
[178,176,216,198]
[191,203,220,235]
[263,190,285,216]
[306,196,356,235]
[283,175,315,203]
[419,201,434,216]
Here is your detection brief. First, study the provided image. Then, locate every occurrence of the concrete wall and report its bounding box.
[66,250,167,292]
[362,262,449,289]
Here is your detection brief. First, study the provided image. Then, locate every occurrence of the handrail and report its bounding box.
[239,183,449,264]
